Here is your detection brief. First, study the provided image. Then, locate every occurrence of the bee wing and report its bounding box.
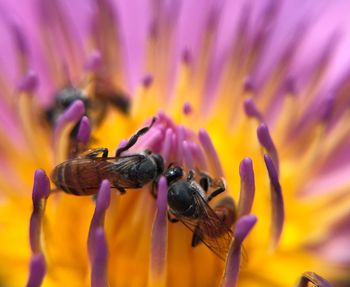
[99,154,148,188]
[175,191,233,261]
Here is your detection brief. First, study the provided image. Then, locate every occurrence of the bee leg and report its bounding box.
[296,272,331,287]
[191,227,202,247]
[112,184,126,195]
[187,169,195,181]
[199,173,212,193]
[115,117,156,157]
[207,186,226,202]
[150,181,158,198]
[85,147,109,158]
[167,212,179,223]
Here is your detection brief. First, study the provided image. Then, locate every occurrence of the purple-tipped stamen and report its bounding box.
[88,180,111,260]
[182,49,192,65]
[297,272,333,287]
[182,140,195,169]
[183,102,192,115]
[161,128,174,162]
[176,125,185,165]
[189,142,208,170]
[149,177,168,283]
[77,116,91,145]
[264,154,284,249]
[32,169,50,204]
[199,128,224,176]
[243,76,256,93]
[17,70,39,93]
[54,100,85,140]
[243,98,263,121]
[142,74,153,88]
[26,253,46,287]
[91,228,109,287]
[221,215,257,287]
[237,158,255,217]
[30,169,50,254]
[257,123,279,174]
[85,50,103,72]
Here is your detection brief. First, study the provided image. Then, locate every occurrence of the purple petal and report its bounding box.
[297,272,333,287]
[77,116,91,145]
[91,228,108,287]
[26,253,46,287]
[264,154,284,249]
[237,158,255,217]
[222,215,257,287]
[199,128,223,176]
[257,123,279,174]
[149,177,168,281]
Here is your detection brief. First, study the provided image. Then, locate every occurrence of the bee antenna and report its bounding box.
[150,117,157,127]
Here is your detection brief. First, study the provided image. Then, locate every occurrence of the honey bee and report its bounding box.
[164,166,236,260]
[51,118,164,195]
[45,78,130,130]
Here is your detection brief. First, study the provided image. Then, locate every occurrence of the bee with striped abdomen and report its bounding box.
[51,118,164,195]
[164,166,236,260]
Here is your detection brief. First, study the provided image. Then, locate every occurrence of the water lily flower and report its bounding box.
[0,0,350,286]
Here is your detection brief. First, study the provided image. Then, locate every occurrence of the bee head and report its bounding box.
[164,165,183,184]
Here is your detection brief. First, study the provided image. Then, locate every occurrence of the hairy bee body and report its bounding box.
[52,151,164,196]
[51,117,163,196]
[164,167,235,260]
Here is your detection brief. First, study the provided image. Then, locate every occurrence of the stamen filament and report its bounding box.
[264,154,284,250]
[182,140,195,169]
[91,228,109,287]
[257,123,279,174]
[26,254,46,287]
[199,128,223,176]
[237,157,255,217]
[88,180,111,260]
[148,177,168,287]
[221,215,257,287]
[30,169,50,254]
[243,98,263,122]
